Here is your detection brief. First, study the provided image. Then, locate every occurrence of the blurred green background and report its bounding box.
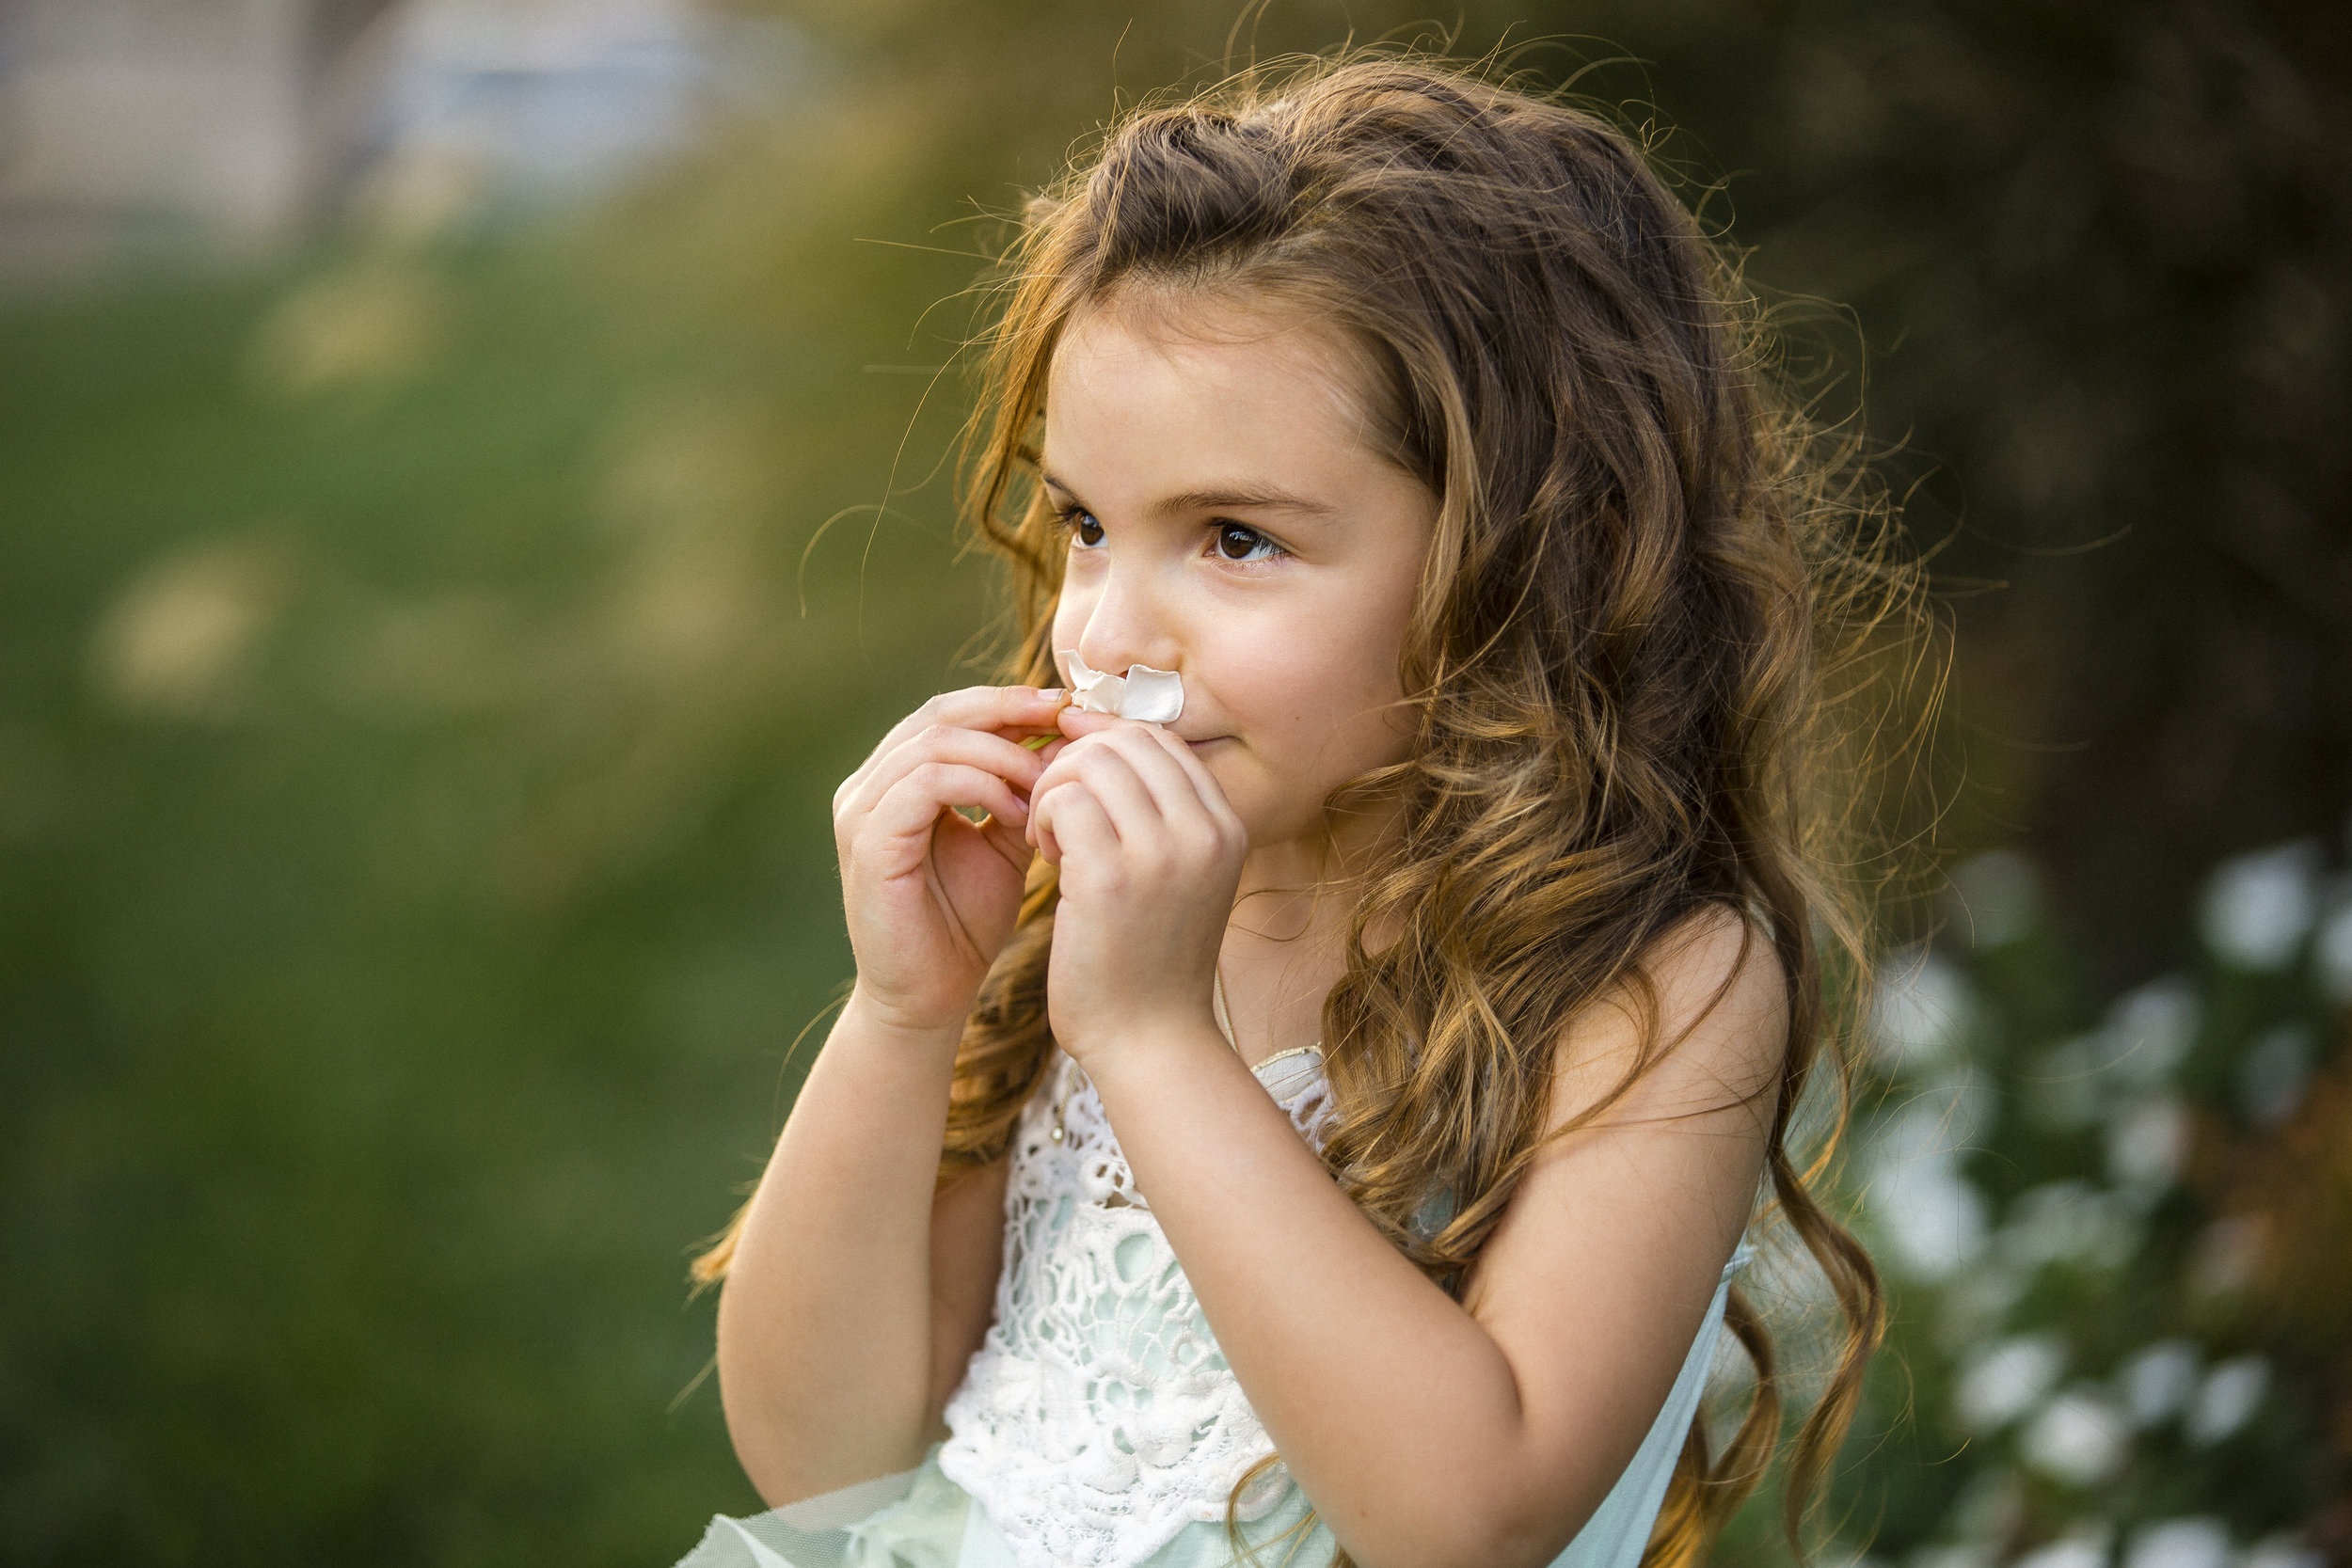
[0,2,2344,1565]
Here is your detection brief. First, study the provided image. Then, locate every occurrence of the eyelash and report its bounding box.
[1051,504,1288,564]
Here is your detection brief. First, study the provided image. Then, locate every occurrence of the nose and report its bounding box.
[1068,553,1183,679]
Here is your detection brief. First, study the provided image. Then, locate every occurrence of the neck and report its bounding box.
[1216,795,1404,1067]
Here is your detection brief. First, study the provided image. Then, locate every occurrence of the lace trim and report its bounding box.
[937,1047,1332,1568]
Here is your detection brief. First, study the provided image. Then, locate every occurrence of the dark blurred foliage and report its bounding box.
[1631,0,2352,992]
[0,1,2345,1564]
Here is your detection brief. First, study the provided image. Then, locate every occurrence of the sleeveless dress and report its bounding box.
[677,1046,1751,1568]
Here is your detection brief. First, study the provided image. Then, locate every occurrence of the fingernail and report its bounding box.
[1038,688,1065,703]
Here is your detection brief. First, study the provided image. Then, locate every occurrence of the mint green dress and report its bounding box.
[677,1047,1749,1568]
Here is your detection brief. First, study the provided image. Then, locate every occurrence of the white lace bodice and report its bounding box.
[936,1045,1335,1568]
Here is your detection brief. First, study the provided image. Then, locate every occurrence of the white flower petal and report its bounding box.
[1059,652,1184,723]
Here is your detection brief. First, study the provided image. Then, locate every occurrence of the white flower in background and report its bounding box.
[1947,1467,2026,1548]
[2124,1518,2233,1568]
[1996,1181,2140,1274]
[2243,1533,2326,1568]
[2015,1527,2116,1568]
[1955,1335,2067,1431]
[2020,1387,2129,1486]
[1873,1166,1988,1279]
[1875,1073,1994,1163]
[2313,896,2352,1004]
[2102,979,2201,1087]
[2039,979,2201,1132]
[1873,947,1976,1069]
[2238,1023,2315,1126]
[2186,1355,2269,1445]
[1059,652,1184,723]
[1863,1074,1993,1278]
[2200,841,2321,971]
[2107,1096,2189,1196]
[1947,848,2042,948]
[2119,1338,2201,1429]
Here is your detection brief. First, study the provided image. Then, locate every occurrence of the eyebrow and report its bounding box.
[1041,471,1338,518]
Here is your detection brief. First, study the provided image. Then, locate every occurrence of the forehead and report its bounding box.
[1042,291,1390,469]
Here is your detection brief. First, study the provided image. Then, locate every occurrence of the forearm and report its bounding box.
[1083,1030,1591,1568]
[714,988,962,1504]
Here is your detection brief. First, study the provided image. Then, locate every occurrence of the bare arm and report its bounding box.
[927,1154,1010,1425]
[714,685,1057,1506]
[714,996,1010,1504]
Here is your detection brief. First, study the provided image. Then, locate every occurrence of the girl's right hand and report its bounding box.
[832,685,1068,1037]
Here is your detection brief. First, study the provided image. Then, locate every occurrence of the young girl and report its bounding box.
[678,51,1897,1568]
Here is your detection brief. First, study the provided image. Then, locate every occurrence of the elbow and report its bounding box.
[1434,1522,1587,1568]
[1342,1524,1581,1568]
[1332,1466,1597,1568]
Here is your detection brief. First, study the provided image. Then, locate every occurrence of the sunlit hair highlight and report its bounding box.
[704,45,1922,1568]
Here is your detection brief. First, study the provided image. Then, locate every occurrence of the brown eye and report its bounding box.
[1076,514,1104,546]
[1216,523,1279,562]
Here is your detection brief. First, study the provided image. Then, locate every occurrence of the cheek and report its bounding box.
[1221,625,1408,763]
[1307,611,1413,760]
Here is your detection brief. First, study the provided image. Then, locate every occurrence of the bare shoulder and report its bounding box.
[1644,901,1786,1017]
[1464,905,1788,1310]
[1548,902,1789,1133]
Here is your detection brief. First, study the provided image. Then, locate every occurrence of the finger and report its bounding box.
[841,725,1049,824]
[1025,783,1067,866]
[1035,784,1119,879]
[1051,711,1218,813]
[1090,725,1220,826]
[1028,761,1117,866]
[1036,738,1163,846]
[1144,721,1221,796]
[856,686,1070,780]
[1055,705,1121,741]
[1019,741,1073,857]
[912,684,1068,738]
[867,762,1030,852]
[1139,724,1247,840]
[1075,728,1234,863]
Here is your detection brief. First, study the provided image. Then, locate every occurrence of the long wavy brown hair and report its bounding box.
[703,47,1921,1568]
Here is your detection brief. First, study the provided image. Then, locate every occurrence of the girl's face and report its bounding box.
[1043,294,1439,851]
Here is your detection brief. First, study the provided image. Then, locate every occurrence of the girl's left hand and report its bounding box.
[1026,709,1248,1063]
